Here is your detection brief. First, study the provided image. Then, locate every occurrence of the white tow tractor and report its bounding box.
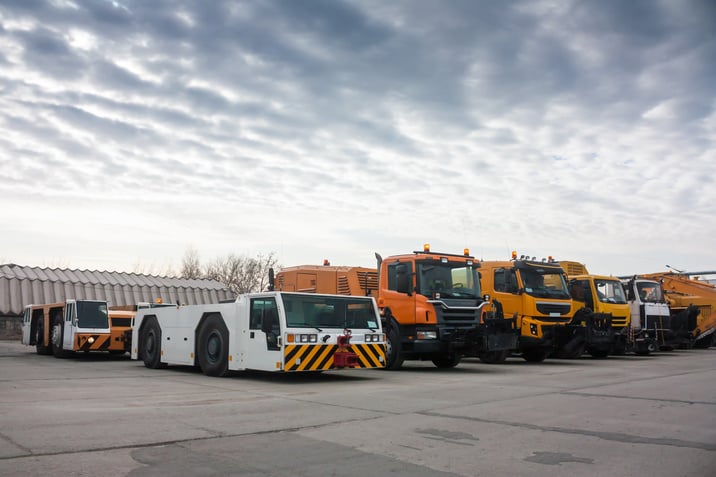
[130,291,386,376]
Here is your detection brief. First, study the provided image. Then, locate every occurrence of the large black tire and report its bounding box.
[141,318,164,369]
[51,319,72,358]
[521,348,550,363]
[35,320,52,355]
[588,348,610,359]
[384,327,404,370]
[479,350,509,364]
[432,354,461,368]
[197,315,229,377]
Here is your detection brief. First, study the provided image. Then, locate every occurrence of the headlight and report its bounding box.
[529,324,538,336]
[287,334,318,343]
[417,331,437,340]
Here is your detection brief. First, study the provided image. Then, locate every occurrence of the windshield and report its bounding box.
[76,301,109,328]
[416,261,481,299]
[519,267,570,299]
[595,279,627,304]
[636,281,664,303]
[282,294,380,330]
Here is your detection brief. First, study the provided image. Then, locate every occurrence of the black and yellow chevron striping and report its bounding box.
[284,343,385,371]
[76,334,112,352]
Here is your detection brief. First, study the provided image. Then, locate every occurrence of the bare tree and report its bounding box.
[180,247,202,279]
[204,252,279,294]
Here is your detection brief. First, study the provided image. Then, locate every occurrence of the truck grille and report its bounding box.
[111,317,132,328]
[611,315,628,328]
[536,302,571,316]
[432,300,480,324]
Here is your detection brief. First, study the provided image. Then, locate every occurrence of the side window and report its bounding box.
[494,269,507,292]
[250,298,279,331]
[65,303,73,322]
[387,263,399,291]
[494,269,518,294]
[386,262,412,293]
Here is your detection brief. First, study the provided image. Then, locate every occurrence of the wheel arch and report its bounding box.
[194,312,228,357]
[136,314,159,360]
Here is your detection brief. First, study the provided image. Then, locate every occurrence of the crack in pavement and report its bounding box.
[418,411,716,452]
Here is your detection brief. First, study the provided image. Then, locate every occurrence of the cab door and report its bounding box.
[244,297,283,371]
[63,301,75,350]
[490,268,522,326]
[21,306,31,345]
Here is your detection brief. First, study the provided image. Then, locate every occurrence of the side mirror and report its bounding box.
[396,264,411,295]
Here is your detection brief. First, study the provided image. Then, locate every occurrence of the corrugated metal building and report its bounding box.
[0,263,235,339]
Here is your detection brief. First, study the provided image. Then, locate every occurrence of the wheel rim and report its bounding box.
[52,324,62,347]
[385,335,393,358]
[146,330,156,356]
[206,331,222,364]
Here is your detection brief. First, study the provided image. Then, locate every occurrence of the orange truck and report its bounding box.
[273,245,518,369]
[638,271,716,348]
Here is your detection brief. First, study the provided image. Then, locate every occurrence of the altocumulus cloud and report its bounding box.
[0,0,714,276]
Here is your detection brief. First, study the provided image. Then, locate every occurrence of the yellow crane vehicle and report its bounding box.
[560,261,655,355]
[479,253,613,362]
[638,270,716,349]
[272,245,518,369]
[21,299,131,357]
[131,291,385,376]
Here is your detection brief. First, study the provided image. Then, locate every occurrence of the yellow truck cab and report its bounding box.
[561,261,653,355]
[480,253,612,361]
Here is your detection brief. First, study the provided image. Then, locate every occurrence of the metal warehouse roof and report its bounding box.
[0,263,235,315]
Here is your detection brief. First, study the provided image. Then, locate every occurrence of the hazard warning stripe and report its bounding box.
[76,334,111,352]
[283,343,386,371]
[351,343,386,368]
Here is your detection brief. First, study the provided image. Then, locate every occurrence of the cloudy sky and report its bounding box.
[1,0,715,278]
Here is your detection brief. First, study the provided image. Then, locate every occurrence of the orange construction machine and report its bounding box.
[639,270,716,348]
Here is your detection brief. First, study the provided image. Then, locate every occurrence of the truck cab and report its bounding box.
[568,274,635,355]
[480,256,578,361]
[622,277,674,351]
[377,245,517,369]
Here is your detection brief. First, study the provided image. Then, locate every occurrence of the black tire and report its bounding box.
[522,348,549,363]
[588,348,610,359]
[141,318,164,369]
[384,326,404,370]
[479,350,509,364]
[197,315,229,377]
[35,320,52,355]
[432,354,462,368]
[51,319,72,358]
[557,339,586,359]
